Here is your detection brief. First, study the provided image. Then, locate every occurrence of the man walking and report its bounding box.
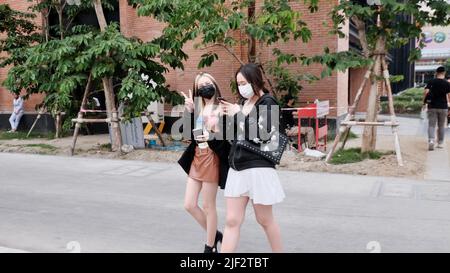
[423,66,450,150]
[8,93,24,133]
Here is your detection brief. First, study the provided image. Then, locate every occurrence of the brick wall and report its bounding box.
[118,0,244,116]
[256,0,349,117]
[1,0,358,120]
[0,0,44,113]
[119,0,350,118]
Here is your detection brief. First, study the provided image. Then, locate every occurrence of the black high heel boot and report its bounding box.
[203,231,223,253]
[213,230,223,251]
[204,244,217,253]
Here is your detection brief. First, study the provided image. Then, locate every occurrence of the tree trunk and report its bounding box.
[41,8,50,42]
[93,0,122,152]
[93,0,108,31]
[247,1,256,63]
[361,76,378,152]
[361,37,385,153]
[55,112,62,138]
[102,77,122,151]
[57,1,64,40]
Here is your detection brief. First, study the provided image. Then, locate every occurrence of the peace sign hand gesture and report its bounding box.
[180,89,194,113]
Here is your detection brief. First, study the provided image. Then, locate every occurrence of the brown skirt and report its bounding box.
[189,146,220,183]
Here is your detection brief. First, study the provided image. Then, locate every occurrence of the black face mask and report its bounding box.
[197,84,216,99]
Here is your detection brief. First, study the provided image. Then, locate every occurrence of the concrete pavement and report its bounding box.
[1,153,450,253]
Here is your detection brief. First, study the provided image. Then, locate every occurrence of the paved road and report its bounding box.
[1,153,450,253]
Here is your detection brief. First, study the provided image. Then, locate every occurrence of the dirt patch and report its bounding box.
[0,143,60,155]
[0,133,185,162]
[75,147,182,163]
[278,135,426,179]
[0,133,426,179]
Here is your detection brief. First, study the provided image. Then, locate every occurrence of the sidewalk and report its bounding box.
[417,116,450,182]
[352,115,450,182]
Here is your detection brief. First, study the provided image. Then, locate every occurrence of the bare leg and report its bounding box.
[184,177,207,230]
[300,127,316,148]
[221,196,249,253]
[201,181,219,247]
[253,203,283,252]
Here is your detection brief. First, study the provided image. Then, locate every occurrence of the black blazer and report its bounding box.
[177,111,231,190]
[228,94,279,171]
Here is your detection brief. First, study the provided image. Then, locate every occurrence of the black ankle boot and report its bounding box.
[212,230,223,253]
[204,244,217,253]
[214,230,223,247]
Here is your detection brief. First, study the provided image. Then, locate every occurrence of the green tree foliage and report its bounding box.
[4,23,180,119]
[130,0,328,102]
[325,0,450,155]
[330,0,450,62]
[445,58,450,72]
[0,4,41,68]
[1,1,181,124]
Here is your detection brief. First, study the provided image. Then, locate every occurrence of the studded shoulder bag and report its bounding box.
[235,130,288,165]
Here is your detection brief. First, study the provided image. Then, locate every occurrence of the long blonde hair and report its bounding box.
[193,72,222,112]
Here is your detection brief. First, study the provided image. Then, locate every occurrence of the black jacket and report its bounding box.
[281,105,295,131]
[228,94,279,171]
[177,111,231,190]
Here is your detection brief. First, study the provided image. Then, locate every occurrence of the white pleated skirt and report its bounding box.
[224,167,285,205]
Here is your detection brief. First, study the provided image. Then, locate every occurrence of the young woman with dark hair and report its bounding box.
[220,63,285,252]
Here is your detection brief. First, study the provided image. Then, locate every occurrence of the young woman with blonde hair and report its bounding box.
[178,72,231,253]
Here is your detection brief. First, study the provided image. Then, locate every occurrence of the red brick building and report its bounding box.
[0,0,44,113]
[1,0,413,132]
[119,0,351,120]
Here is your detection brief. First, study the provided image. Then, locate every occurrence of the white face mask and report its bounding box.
[238,83,254,99]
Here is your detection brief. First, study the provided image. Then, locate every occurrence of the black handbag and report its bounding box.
[235,130,288,165]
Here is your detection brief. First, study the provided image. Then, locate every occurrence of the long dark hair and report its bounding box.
[235,63,269,99]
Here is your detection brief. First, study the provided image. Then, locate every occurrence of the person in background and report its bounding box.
[281,94,316,149]
[8,93,24,133]
[423,66,450,150]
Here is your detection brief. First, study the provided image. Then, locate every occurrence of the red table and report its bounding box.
[295,100,330,152]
